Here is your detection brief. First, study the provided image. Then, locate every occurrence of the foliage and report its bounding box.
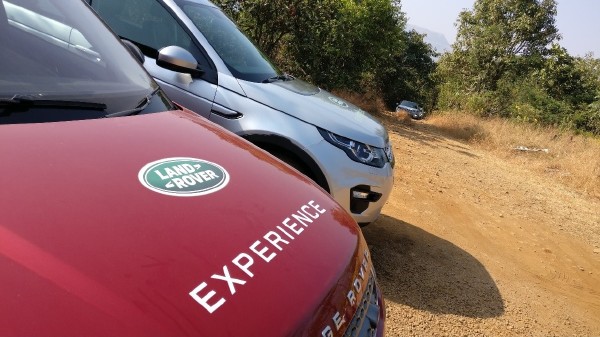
[214,0,600,135]
[451,0,559,92]
[215,0,437,110]
[577,101,600,134]
[572,55,600,134]
[537,44,596,106]
[437,0,600,135]
[215,0,334,58]
[379,30,438,110]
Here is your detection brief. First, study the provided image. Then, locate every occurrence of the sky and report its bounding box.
[400,0,600,57]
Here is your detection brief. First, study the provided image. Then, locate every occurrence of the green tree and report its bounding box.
[537,44,596,106]
[438,0,560,114]
[285,0,409,91]
[214,0,317,57]
[215,0,437,110]
[436,0,600,135]
[457,0,558,91]
[379,30,437,109]
[572,54,600,133]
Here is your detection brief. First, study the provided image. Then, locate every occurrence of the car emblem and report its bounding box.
[328,96,349,108]
[139,157,229,197]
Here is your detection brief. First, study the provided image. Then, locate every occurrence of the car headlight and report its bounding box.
[318,128,386,168]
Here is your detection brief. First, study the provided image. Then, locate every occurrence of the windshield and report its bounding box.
[400,101,419,109]
[178,1,279,83]
[0,0,172,124]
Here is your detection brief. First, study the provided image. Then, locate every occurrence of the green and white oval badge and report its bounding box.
[139,157,229,197]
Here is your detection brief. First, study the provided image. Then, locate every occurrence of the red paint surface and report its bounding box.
[0,110,380,336]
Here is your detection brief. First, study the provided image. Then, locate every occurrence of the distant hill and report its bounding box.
[406,24,452,54]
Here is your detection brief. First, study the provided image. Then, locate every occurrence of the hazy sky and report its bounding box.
[400,0,600,57]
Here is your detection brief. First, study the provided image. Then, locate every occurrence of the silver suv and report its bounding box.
[87,0,394,224]
[396,100,425,119]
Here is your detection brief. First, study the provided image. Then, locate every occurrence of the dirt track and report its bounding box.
[364,116,600,336]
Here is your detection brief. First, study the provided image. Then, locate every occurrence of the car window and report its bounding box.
[0,0,171,124]
[89,0,210,69]
[177,1,279,83]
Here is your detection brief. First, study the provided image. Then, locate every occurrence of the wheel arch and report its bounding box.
[243,134,330,193]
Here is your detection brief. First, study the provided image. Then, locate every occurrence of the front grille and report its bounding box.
[343,276,381,337]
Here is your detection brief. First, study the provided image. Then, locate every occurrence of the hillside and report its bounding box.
[407,24,452,54]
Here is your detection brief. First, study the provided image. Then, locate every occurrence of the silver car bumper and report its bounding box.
[308,140,394,224]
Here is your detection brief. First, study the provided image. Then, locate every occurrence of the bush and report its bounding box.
[573,102,600,134]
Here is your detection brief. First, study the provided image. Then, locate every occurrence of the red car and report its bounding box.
[0,0,384,336]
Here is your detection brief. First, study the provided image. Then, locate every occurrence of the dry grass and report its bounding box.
[424,111,600,199]
[420,112,487,142]
[332,89,387,116]
[334,90,415,125]
[330,89,600,198]
[392,110,415,126]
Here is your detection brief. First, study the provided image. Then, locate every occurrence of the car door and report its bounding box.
[88,0,217,118]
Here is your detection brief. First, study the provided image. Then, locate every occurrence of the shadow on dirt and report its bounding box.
[362,214,504,318]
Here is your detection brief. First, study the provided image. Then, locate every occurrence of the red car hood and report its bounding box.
[0,110,375,336]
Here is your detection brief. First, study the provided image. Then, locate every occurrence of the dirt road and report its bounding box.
[364,115,600,336]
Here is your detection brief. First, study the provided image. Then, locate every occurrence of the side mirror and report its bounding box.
[121,39,145,64]
[157,46,203,77]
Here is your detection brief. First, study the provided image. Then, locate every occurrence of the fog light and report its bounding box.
[350,186,382,214]
[352,190,371,199]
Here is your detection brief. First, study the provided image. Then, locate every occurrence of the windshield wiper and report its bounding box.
[262,73,294,83]
[105,87,160,118]
[0,95,107,113]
